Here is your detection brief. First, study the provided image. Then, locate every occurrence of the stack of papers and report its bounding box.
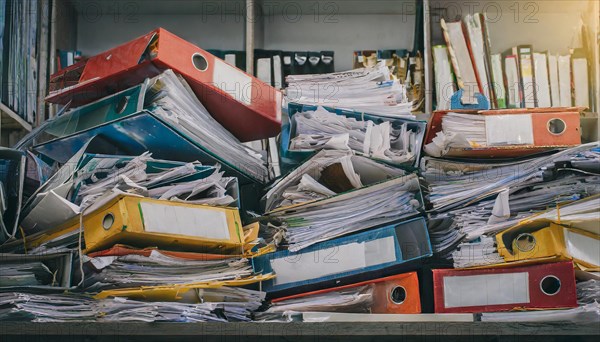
[20,151,239,237]
[421,142,599,214]
[146,70,269,182]
[577,279,600,304]
[450,189,600,268]
[264,285,373,314]
[447,175,600,243]
[83,251,253,291]
[0,290,265,322]
[451,237,504,268]
[72,153,237,209]
[425,113,487,157]
[98,297,262,322]
[480,302,600,322]
[285,62,413,118]
[0,293,97,322]
[289,106,418,164]
[267,174,421,252]
[265,150,407,211]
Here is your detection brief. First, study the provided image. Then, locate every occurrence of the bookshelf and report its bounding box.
[0,102,33,137]
[423,0,600,118]
[3,0,598,139]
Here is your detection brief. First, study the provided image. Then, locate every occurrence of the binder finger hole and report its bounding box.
[540,275,561,296]
[515,233,536,252]
[547,118,566,135]
[102,213,115,230]
[390,286,406,304]
[192,53,208,72]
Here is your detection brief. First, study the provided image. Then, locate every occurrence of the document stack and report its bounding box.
[285,62,414,118]
[1,27,599,325]
[436,13,593,111]
[1,29,280,323]
[421,107,599,319]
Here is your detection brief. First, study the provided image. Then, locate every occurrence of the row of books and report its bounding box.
[436,13,592,111]
[0,0,40,124]
[0,28,598,323]
[208,49,335,89]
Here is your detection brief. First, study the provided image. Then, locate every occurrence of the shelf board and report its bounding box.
[0,102,33,132]
[0,321,598,340]
[70,0,418,15]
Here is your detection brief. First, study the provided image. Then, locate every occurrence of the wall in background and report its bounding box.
[77,14,246,56]
[262,14,416,71]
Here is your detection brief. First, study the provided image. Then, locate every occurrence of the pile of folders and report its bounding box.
[0,28,598,323]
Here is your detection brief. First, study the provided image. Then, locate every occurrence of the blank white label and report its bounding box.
[565,228,600,267]
[485,114,534,146]
[443,272,530,308]
[213,58,252,105]
[140,202,230,240]
[271,236,396,285]
[273,55,282,89]
[257,58,272,85]
[224,54,237,67]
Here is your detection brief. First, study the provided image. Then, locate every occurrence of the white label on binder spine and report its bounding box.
[565,228,600,267]
[140,202,230,240]
[443,272,530,308]
[213,58,252,105]
[485,114,534,146]
[270,236,396,285]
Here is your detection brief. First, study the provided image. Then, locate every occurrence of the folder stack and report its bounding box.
[1,29,283,322]
[2,27,599,324]
[422,119,598,318]
[423,19,599,316]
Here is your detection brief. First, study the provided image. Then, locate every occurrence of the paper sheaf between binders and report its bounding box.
[23,194,260,255]
[45,28,282,142]
[29,81,265,214]
[252,217,432,298]
[425,107,582,158]
[94,275,274,302]
[280,103,427,173]
[0,252,77,291]
[270,272,422,314]
[432,261,578,313]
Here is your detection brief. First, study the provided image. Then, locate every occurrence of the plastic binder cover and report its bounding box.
[24,193,255,254]
[252,217,432,297]
[424,109,581,158]
[433,261,577,313]
[84,195,254,253]
[269,272,422,314]
[281,103,426,170]
[496,200,600,271]
[0,251,75,291]
[31,83,264,212]
[497,223,599,271]
[45,28,282,142]
[0,148,26,243]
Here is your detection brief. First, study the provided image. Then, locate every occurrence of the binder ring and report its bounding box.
[390,286,407,305]
[192,53,209,72]
[102,213,115,230]
[547,118,567,135]
[540,275,561,296]
[515,233,536,253]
